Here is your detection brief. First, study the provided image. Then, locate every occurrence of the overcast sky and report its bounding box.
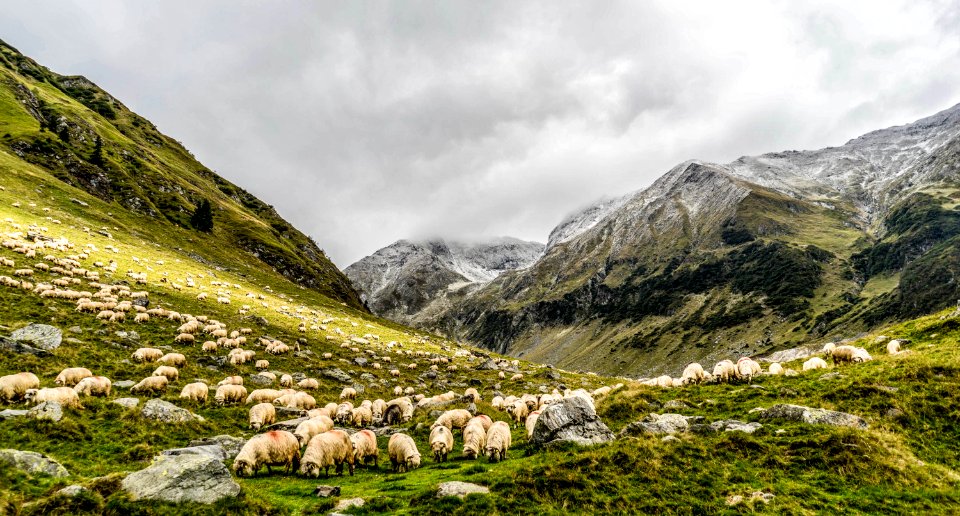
[2,1,959,265]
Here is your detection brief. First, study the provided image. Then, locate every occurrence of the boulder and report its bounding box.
[0,449,69,477]
[529,396,614,448]
[275,406,307,418]
[0,409,28,420]
[28,401,63,422]
[321,368,353,383]
[113,380,135,390]
[475,359,500,371]
[314,485,341,498]
[436,481,490,498]
[334,498,365,511]
[10,323,62,351]
[618,413,703,437]
[353,357,368,367]
[56,485,88,497]
[264,417,307,432]
[759,404,868,429]
[141,399,204,423]
[112,397,140,408]
[709,420,763,434]
[662,400,690,410]
[186,435,246,460]
[247,374,274,387]
[0,336,51,356]
[121,454,240,504]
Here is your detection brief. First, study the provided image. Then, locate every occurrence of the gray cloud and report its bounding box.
[2,0,959,265]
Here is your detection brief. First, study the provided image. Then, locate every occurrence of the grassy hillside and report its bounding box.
[0,38,362,309]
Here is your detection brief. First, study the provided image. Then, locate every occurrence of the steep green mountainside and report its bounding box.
[0,39,362,309]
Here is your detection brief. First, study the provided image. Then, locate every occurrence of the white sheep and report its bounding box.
[340,387,357,399]
[152,365,179,382]
[298,378,319,390]
[275,391,316,410]
[525,411,541,439]
[300,429,356,477]
[712,360,737,383]
[179,382,209,404]
[232,430,301,477]
[294,416,335,446]
[132,347,163,362]
[388,433,421,473]
[830,345,873,365]
[462,419,487,459]
[681,363,707,385]
[218,376,243,386]
[73,376,111,397]
[249,402,277,430]
[131,375,169,395]
[0,372,40,402]
[55,367,93,387]
[803,357,829,371]
[429,425,454,463]
[431,409,473,431]
[484,421,511,462]
[158,353,187,367]
[246,389,283,404]
[768,363,784,376]
[350,429,378,468]
[351,405,373,427]
[24,387,82,409]
[737,357,762,381]
[215,384,248,405]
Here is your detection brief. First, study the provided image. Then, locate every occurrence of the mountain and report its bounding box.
[345,237,544,325]
[422,103,960,376]
[0,39,363,309]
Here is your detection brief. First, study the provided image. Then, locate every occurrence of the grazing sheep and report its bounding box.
[0,372,41,402]
[280,374,294,388]
[275,391,317,410]
[371,398,387,422]
[350,429,378,468]
[255,360,270,370]
[215,384,248,405]
[491,395,504,411]
[152,365,179,382]
[340,387,357,400]
[179,382,209,404]
[803,357,829,371]
[510,373,523,381]
[132,347,163,362]
[822,342,836,353]
[888,340,903,355]
[737,357,762,381]
[300,429,356,477]
[351,405,373,427]
[158,353,187,367]
[498,371,505,379]
[462,419,487,459]
[389,369,400,377]
[298,378,319,390]
[232,430,301,477]
[712,360,737,383]
[134,313,150,323]
[431,409,473,431]
[218,376,243,386]
[429,425,454,463]
[24,387,82,409]
[681,363,707,385]
[768,363,784,376]
[484,421,511,462]
[246,389,283,404]
[249,402,277,430]
[73,376,111,397]
[388,433,421,473]
[525,411,542,439]
[174,333,195,344]
[509,400,530,428]
[55,367,93,387]
[294,416,335,446]
[131,375,168,395]
[201,341,218,353]
[830,345,873,365]
[463,387,481,402]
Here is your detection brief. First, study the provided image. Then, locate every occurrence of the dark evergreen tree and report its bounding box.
[90,135,104,166]
[190,199,214,232]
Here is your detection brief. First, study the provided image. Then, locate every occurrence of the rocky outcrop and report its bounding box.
[529,396,614,448]
[10,323,62,351]
[141,399,204,423]
[758,404,868,429]
[0,449,69,477]
[619,413,703,437]
[28,401,63,422]
[437,481,490,498]
[121,454,240,504]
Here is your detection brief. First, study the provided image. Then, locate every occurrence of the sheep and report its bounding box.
[484,421,511,462]
[24,387,82,409]
[498,371,505,379]
[179,382,209,404]
[133,313,150,323]
[298,378,319,390]
[249,402,277,430]
[350,429,378,468]
[681,363,707,385]
[388,433,421,473]
[737,357,762,381]
[371,398,387,422]
[246,389,283,404]
[300,429,356,477]
[803,357,829,371]
[491,395,504,411]
[158,353,187,367]
[73,376,111,397]
[152,365,179,382]
[429,425,454,463]
[768,363,784,376]
[712,360,737,383]
[340,387,357,400]
[389,369,400,377]
[431,409,473,431]
[218,376,243,386]
[0,372,40,402]
[55,367,93,387]
[822,342,836,353]
[131,375,168,395]
[830,345,873,365]
[255,360,270,370]
[294,416,335,446]
[215,384,248,405]
[351,405,373,427]
[525,410,542,439]
[174,333,195,344]
[463,387,481,403]
[510,373,523,381]
[132,347,163,362]
[509,400,530,428]
[275,391,317,410]
[888,340,903,355]
[462,419,487,459]
[201,341,218,353]
[232,430,301,477]
[280,374,294,388]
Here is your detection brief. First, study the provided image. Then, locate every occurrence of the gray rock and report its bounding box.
[121,454,240,504]
[353,357,368,367]
[314,485,341,498]
[187,435,246,460]
[759,404,868,429]
[28,401,63,422]
[619,413,704,436]
[819,372,843,381]
[264,417,307,432]
[475,359,500,371]
[360,373,376,381]
[422,370,438,380]
[663,400,689,410]
[0,449,69,477]
[113,397,139,408]
[114,380,135,389]
[0,336,51,356]
[466,403,477,415]
[710,420,763,434]
[115,330,140,342]
[0,409,28,420]
[248,374,274,387]
[10,323,62,350]
[661,435,680,443]
[56,485,88,497]
[530,396,614,448]
[141,399,204,423]
[68,326,82,334]
[275,406,307,418]
[335,498,365,511]
[436,481,490,498]
[372,426,400,437]
[321,368,353,383]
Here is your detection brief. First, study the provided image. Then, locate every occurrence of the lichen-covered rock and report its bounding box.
[0,409,28,420]
[247,373,274,387]
[619,413,704,437]
[759,404,868,429]
[121,454,240,504]
[186,435,246,460]
[437,481,490,498]
[113,380,135,390]
[56,485,88,497]
[321,368,352,383]
[141,399,203,423]
[0,449,69,477]
[709,419,763,434]
[530,396,614,448]
[10,323,62,350]
[113,397,140,408]
[28,401,63,422]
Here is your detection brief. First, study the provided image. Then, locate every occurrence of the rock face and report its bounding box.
[529,396,614,448]
[186,435,246,460]
[619,413,704,437]
[10,323,62,350]
[759,404,868,429]
[121,454,240,504]
[321,368,353,383]
[141,399,203,423]
[436,481,490,498]
[0,409,28,420]
[0,449,69,478]
[248,373,274,387]
[28,401,63,422]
